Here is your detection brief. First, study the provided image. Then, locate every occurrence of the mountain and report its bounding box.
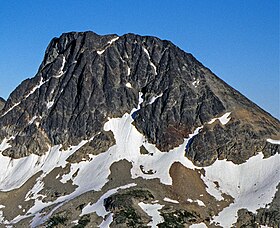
[0,31,279,228]
[0,97,5,111]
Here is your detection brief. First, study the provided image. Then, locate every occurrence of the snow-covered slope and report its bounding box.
[0,98,279,227]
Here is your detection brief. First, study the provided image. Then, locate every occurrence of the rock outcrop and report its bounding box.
[0,97,5,111]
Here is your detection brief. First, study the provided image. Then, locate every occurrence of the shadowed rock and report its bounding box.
[0,97,5,111]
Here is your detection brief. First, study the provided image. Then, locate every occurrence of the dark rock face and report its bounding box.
[67,130,116,163]
[0,97,5,111]
[187,114,280,166]
[0,31,279,165]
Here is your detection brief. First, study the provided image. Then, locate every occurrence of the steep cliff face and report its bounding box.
[0,97,5,111]
[0,31,279,227]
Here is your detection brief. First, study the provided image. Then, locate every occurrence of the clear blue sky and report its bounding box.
[0,0,279,118]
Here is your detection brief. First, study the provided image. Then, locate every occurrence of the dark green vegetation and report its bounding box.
[72,215,90,228]
[46,214,68,227]
[104,188,154,227]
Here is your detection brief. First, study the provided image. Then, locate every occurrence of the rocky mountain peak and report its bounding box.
[0,31,279,227]
[0,31,279,163]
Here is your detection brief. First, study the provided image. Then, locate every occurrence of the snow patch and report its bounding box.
[53,56,66,78]
[138,202,164,227]
[163,197,179,204]
[46,101,54,109]
[28,116,38,125]
[30,202,63,227]
[71,220,79,225]
[103,111,202,186]
[97,37,119,55]
[25,176,46,202]
[189,222,208,228]
[0,139,90,191]
[201,175,224,201]
[108,37,119,45]
[0,211,5,224]
[0,138,12,152]
[142,47,157,75]
[137,92,144,110]
[1,77,49,117]
[99,213,113,228]
[25,77,46,99]
[208,112,231,125]
[207,153,280,227]
[187,199,206,207]
[192,79,200,88]
[267,138,280,145]
[149,93,163,105]
[0,205,5,223]
[196,199,206,207]
[0,206,10,225]
[125,82,132,88]
[0,102,20,117]
[97,50,106,55]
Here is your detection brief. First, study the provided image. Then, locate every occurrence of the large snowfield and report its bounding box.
[0,94,279,227]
